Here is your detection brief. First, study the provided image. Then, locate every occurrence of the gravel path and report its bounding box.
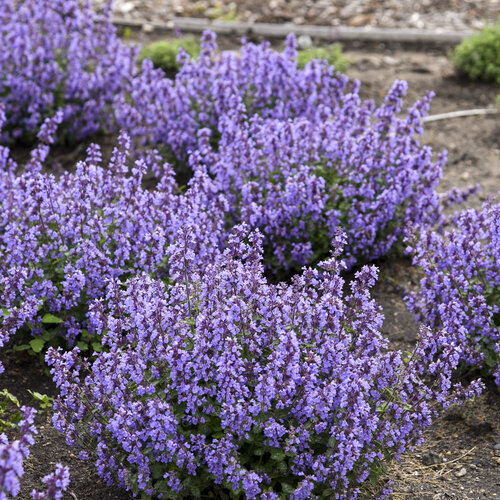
[104,0,500,31]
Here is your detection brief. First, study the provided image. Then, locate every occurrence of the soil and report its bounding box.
[107,0,500,31]
[1,42,500,500]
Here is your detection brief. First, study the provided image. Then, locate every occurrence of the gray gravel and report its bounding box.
[101,0,500,32]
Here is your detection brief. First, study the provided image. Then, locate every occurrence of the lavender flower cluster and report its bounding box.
[0,0,136,142]
[115,32,350,161]
[0,406,70,499]
[0,109,227,364]
[47,228,480,499]
[0,0,453,270]
[0,407,37,498]
[193,82,446,270]
[407,199,500,384]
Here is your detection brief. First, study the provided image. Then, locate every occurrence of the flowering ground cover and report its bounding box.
[0,2,500,498]
[0,0,136,143]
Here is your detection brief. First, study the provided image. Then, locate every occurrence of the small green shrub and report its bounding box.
[138,38,200,75]
[452,23,500,83]
[296,44,349,72]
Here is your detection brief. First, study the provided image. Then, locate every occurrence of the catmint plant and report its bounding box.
[0,0,136,142]
[114,31,351,162]
[0,109,227,360]
[190,80,447,272]
[115,31,462,270]
[406,198,500,384]
[31,464,70,500]
[47,226,480,499]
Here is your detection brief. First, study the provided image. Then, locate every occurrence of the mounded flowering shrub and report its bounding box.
[116,31,463,271]
[115,31,351,161]
[191,80,447,271]
[452,23,500,84]
[406,199,500,384]
[0,0,136,142]
[47,227,480,499]
[0,110,227,362]
[0,406,70,499]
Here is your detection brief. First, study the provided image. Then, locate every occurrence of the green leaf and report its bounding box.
[151,463,164,480]
[76,341,89,351]
[28,390,52,410]
[13,344,31,352]
[29,338,45,353]
[1,389,20,407]
[41,313,63,324]
[42,329,57,341]
[92,342,103,352]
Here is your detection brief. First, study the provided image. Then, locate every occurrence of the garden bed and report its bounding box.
[1,38,498,498]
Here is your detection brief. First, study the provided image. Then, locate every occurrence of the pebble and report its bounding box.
[117,1,135,14]
[455,467,467,478]
[494,443,500,451]
[382,56,399,65]
[422,452,442,466]
[297,34,313,49]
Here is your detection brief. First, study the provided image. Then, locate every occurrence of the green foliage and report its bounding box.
[0,389,53,431]
[452,23,500,83]
[13,322,103,359]
[28,390,53,411]
[296,44,349,73]
[0,389,21,431]
[138,38,200,75]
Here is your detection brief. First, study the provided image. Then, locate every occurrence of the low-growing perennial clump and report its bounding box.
[47,227,480,499]
[115,31,351,161]
[0,0,136,142]
[0,110,227,360]
[138,37,201,77]
[296,44,349,72]
[116,31,464,271]
[452,23,500,84]
[407,199,500,384]
[193,81,447,271]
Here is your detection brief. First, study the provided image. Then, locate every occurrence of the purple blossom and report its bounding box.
[0,0,136,142]
[116,32,451,269]
[407,198,500,383]
[47,227,478,498]
[0,406,37,498]
[193,84,447,270]
[0,114,227,360]
[30,464,70,500]
[115,31,350,161]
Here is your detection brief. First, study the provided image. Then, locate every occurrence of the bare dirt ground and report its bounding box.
[1,35,499,500]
